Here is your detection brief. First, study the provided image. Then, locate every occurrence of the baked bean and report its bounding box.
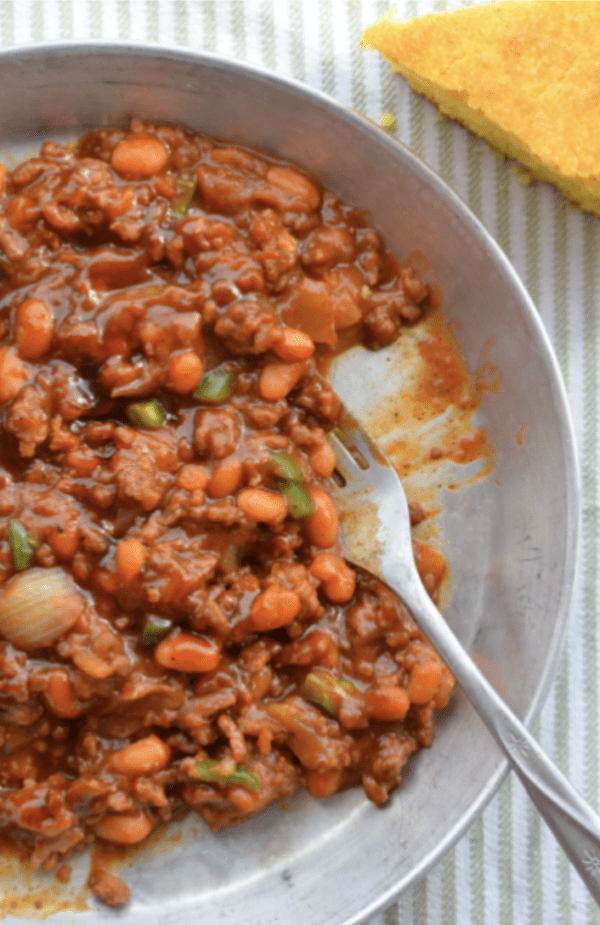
[250,585,302,631]
[154,632,221,672]
[15,298,54,360]
[48,524,79,560]
[304,488,339,548]
[406,660,442,705]
[207,456,243,499]
[111,734,172,776]
[94,810,154,845]
[111,135,169,179]
[0,346,30,403]
[211,146,256,168]
[306,767,343,798]
[115,538,147,582]
[258,360,305,402]
[167,352,204,394]
[236,488,288,525]
[44,670,84,718]
[368,686,410,722]
[272,328,315,362]
[433,670,455,709]
[308,441,337,478]
[309,552,356,602]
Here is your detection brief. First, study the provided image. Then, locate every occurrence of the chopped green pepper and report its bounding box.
[279,481,315,519]
[267,700,331,767]
[270,451,303,483]
[8,519,35,571]
[141,617,173,646]
[126,399,166,428]
[172,171,197,217]
[196,759,261,792]
[194,369,235,404]
[303,670,356,715]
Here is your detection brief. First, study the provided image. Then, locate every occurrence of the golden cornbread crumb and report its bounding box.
[362,2,600,216]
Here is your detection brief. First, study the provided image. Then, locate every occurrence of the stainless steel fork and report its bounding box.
[328,415,600,905]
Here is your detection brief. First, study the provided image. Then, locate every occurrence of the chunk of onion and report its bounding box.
[0,567,86,649]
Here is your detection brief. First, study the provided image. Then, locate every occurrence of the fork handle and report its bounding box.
[391,567,600,905]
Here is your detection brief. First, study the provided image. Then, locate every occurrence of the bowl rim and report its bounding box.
[0,38,582,922]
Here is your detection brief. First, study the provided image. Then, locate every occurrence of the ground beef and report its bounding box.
[0,120,452,907]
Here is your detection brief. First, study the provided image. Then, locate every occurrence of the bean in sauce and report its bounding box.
[0,120,453,907]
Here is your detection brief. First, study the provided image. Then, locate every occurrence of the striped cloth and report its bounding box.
[0,2,597,924]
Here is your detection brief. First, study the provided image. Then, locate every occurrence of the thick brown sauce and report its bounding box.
[0,121,496,914]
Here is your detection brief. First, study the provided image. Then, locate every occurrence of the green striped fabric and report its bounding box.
[1,2,597,924]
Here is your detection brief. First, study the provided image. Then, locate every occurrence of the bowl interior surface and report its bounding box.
[0,45,579,925]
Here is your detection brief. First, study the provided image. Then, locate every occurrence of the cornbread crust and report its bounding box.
[362,2,600,216]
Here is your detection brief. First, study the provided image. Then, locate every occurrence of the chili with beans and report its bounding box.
[0,120,454,906]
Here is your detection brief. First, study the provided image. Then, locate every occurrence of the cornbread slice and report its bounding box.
[362,2,600,216]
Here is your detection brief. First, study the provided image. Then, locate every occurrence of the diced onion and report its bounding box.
[0,567,86,649]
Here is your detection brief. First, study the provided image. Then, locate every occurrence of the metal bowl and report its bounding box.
[0,44,579,925]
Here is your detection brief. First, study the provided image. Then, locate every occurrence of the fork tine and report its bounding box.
[346,424,393,471]
[341,426,373,468]
[337,406,394,464]
[328,431,359,479]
